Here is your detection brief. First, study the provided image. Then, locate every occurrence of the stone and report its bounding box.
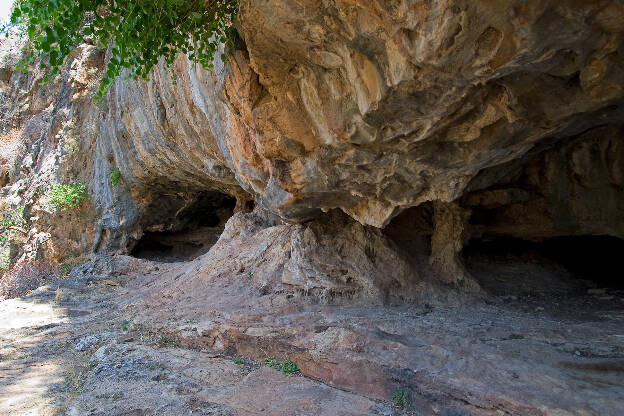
[75,335,99,352]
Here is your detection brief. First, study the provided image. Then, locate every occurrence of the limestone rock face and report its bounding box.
[0,34,104,267]
[463,124,624,240]
[89,0,624,252]
[189,208,429,303]
[2,1,624,295]
[222,0,624,227]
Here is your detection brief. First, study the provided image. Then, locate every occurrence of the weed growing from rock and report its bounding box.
[145,361,165,371]
[277,358,299,375]
[156,336,175,348]
[391,386,411,410]
[108,167,120,187]
[0,205,27,243]
[264,356,299,374]
[264,356,276,367]
[57,256,83,279]
[0,250,10,274]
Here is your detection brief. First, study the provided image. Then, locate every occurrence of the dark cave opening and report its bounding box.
[130,190,236,262]
[383,204,434,269]
[463,235,624,294]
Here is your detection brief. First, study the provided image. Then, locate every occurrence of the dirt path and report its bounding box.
[0,270,390,416]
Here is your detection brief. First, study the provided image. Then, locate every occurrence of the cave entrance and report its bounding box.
[131,190,236,262]
[463,235,624,295]
[383,204,434,270]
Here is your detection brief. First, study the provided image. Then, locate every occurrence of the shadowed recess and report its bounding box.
[131,191,236,262]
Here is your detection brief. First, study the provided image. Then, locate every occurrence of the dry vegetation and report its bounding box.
[0,127,23,186]
[0,259,58,300]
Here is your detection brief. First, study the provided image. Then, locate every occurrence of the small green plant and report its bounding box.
[108,167,121,187]
[391,386,411,410]
[121,321,129,332]
[0,250,11,274]
[0,218,13,244]
[247,271,253,280]
[156,336,174,348]
[15,206,25,218]
[0,206,27,243]
[57,263,74,279]
[63,137,80,155]
[57,255,83,279]
[111,392,123,401]
[264,356,276,368]
[264,356,298,374]
[64,365,82,392]
[46,183,89,211]
[457,278,465,288]
[145,361,165,371]
[234,358,244,365]
[276,358,299,375]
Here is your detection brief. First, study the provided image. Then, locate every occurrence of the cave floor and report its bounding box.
[0,255,623,416]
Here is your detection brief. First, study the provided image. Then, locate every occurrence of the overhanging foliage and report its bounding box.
[4,0,238,98]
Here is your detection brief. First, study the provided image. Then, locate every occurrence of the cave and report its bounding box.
[383,204,434,269]
[463,235,624,296]
[130,190,236,262]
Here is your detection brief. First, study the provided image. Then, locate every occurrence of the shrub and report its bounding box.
[0,205,26,243]
[0,250,10,274]
[0,259,58,300]
[108,167,120,187]
[5,0,239,98]
[46,183,89,211]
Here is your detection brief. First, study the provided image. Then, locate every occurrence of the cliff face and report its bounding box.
[0,35,103,274]
[93,0,624,293]
[228,0,624,228]
[1,0,623,297]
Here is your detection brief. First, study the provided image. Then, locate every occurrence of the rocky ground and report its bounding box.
[1,253,622,416]
[0,261,391,416]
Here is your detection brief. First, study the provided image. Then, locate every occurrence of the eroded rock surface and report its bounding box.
[85,0,624,293]
[0,264,384,416]
[3,1,624,296]
[90,0,624,239]
[222,0,624,227]
[120,249,623,416]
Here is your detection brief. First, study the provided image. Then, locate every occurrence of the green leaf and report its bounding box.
[13,0,239,93]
